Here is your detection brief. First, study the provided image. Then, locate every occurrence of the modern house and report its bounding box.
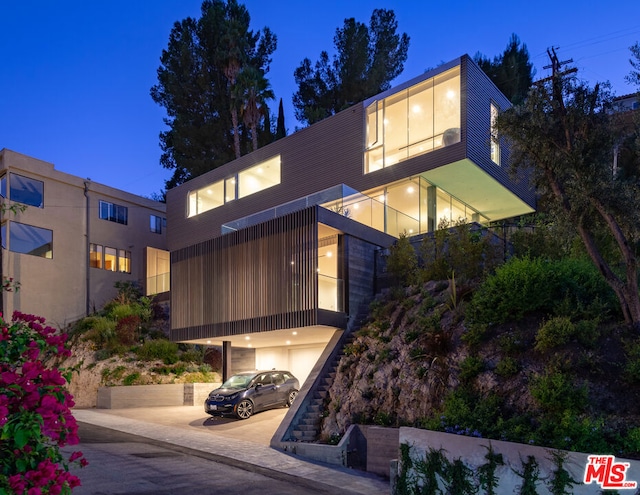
[166,55,536,384]
[0,149,170,328]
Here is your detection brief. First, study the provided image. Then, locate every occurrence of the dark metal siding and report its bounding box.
[171,207,319,340]
[464,55,535,207]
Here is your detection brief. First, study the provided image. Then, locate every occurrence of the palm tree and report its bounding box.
[235,66,275,151]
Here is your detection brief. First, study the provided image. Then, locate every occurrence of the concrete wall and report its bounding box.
[347,425,399,478]
[97,383,221,409]
[397,427,640,494]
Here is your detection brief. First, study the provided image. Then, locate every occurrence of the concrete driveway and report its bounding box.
[81,404,288,446]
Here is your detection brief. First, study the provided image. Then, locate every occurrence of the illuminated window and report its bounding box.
[99,200,128,225]
[490,102,500,165]
[365,66,460,173]
[238,156,281,199]
[188,156,281,217]
[104,247,117,271]
[90,243,103,268]
[118,249,131,273]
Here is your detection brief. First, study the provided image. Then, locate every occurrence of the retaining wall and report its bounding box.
[96,382,220,409]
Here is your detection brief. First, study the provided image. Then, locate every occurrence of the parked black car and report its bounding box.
[204,370,299,419]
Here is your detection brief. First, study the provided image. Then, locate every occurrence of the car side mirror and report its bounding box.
[255,383,262,389]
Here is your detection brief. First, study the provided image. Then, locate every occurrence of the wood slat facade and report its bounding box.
[171,207,320,340]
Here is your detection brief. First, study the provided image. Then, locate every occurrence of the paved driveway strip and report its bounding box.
[72,408,389,495]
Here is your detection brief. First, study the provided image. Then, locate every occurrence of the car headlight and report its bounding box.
[228,393,239,400]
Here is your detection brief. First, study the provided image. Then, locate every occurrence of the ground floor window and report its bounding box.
[90,243,131,273]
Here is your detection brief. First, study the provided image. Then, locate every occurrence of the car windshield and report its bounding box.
[221,374,254,390]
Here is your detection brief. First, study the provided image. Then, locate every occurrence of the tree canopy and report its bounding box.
[497,71,640,327]
[293,9,409,126]
[627,41,640,89]
[150,0,276,188]
[474,34,535,105]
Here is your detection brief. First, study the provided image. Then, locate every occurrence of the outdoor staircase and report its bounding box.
[285,302,372,443]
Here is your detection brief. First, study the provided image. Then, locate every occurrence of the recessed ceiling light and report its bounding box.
[245,336,250,341]
[292,331,298,336]
[286,340,291,345]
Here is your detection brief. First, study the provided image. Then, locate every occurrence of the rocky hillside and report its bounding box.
[320,280,640,457]
[60,340,221,408]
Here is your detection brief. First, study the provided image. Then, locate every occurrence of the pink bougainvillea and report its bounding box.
[1,311,86,494]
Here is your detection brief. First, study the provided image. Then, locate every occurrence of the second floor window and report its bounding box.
[150,215,166,234]
[0,173,44,208]
[99,200,128,225]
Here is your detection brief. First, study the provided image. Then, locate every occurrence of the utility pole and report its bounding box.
[534,47,578,86]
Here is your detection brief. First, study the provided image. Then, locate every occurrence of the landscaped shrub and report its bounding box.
[420,221,502,284]
[386,233,418,287]
[467,257,617,326]
[529,370,588,415]
[115,315,141,346]
[135,339,179,364]
[0,311,87,494]
[82,316,116,346]
[534,317,576,351]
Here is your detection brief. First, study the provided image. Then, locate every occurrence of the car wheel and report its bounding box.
[287,389,298,407]
[235,399,253,419]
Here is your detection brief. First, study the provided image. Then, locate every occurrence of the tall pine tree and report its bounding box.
[151,0,276,188]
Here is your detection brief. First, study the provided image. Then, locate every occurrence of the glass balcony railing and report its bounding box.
[323,192,419,238]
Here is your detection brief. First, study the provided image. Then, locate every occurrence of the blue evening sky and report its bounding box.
[1,1,639,198]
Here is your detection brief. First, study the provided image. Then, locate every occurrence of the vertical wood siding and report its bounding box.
[171,207,319,340]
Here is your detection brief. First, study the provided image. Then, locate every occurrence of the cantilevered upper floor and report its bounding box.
[167,54,535,253]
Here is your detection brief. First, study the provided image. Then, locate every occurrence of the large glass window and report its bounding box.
[365,66,460,173]
[187,155,281,217]
[7,174,44,208]
[238,156,281,199]
[7,222,52,258]
[99,201,128,225]
[146,247,170,295]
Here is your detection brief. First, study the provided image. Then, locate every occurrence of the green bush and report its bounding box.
[624,340,640,382]
[530,371,588,415]
[180,349,204,364]
[458,355,485,383]
[420,221,502,284]
[495,357,519,377]
[467,257,617,326]
[574,319,600,348]
[84,316,117,345]
[386,232,418,287]
[136,339,179,363]
[123,372,141,386]
[535,317,575,351]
